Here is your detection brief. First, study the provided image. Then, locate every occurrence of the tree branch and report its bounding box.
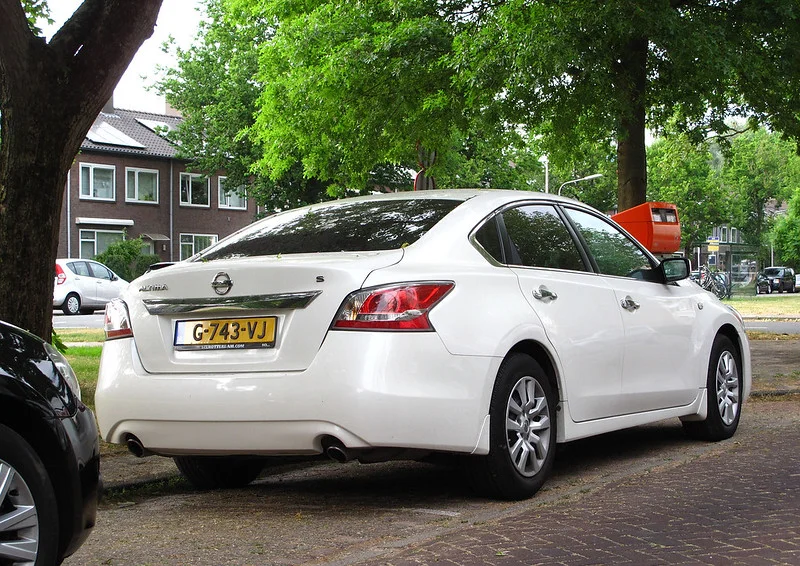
[0,0,39,95]
[48,0,106,59]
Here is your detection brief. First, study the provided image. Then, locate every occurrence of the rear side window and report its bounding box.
[502,205,587,271]
[67,261,91,277]
[194,199,462,260]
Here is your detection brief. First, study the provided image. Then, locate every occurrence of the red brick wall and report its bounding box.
[58,151,256,262]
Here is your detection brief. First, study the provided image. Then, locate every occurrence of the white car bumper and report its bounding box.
[95,332,500,457]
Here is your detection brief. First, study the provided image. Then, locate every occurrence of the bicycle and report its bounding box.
[694,265,729,299]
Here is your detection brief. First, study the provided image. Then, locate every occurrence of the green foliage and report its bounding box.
[161,0,797,215]
[772,188,800,268]
[158,0,335,210]
[732,0,800,149]
[22,0,51,35]
[94,237,159,282]
[247,0,465,189]
[724,128,800,259]
[647,134,728,252]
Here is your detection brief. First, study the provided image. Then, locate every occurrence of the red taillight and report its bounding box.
[104,299,133,340]
[55,264,66,285]
[332,282,454,331]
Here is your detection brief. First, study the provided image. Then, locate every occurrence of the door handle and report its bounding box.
[532,285,558,302]
[620,296,640,311]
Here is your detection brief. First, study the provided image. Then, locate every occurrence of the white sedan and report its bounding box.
[96,190,750,499]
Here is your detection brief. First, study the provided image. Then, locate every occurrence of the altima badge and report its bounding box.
[139,284,168,292]
[211,272,233,295]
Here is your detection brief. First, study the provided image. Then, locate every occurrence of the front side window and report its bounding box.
[195,198,461,261]
[88,262,113,280]
[80,164,115,200]
[501,205,586,271]
[565,208,656,280]
[79,230,124,258]
[126,168,159,203]
[180,233,218,260]
[180,173,210,207]
[218,177,247,210]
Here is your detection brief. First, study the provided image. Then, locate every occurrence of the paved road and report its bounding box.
[53,311,104,329]
[65,397,800,566]
[368,401,800,566]
[744,319,800,334]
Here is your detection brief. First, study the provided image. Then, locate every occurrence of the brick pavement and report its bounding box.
[371,416,800,565]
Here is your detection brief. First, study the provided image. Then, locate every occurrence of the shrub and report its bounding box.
[95,237,160,281]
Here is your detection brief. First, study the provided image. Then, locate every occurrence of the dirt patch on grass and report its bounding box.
[750,338,800,393]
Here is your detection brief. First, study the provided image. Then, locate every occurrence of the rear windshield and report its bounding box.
[193,198,462,260]
[764,268,782,276]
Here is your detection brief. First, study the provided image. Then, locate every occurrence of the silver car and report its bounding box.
[53,258,128,315]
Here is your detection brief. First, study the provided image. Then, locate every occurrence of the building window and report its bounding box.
[180,233,218,260]
[218,177,247,210]
[80,164,115,201]
[126,168,159,203]
[731,228,738,243]
[720,226,728,243]
[180,173,210,207]
[80,229,124,258]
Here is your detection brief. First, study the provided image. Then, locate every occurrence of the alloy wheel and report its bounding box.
[716,350,740,426]
[0,459,39,564]
[505,376,552,477]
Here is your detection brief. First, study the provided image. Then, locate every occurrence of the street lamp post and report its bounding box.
[538,155,549,193]
[557,173,603,196]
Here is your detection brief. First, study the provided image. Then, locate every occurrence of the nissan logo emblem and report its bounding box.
[211,272,233,295]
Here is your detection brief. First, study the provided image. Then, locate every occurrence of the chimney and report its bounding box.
[165,101,182,118]
[102,96,114,114]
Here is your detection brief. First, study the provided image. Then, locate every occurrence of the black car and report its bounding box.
[756,266,796,294]
[0,321,100,565]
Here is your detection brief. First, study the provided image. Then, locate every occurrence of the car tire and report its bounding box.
[683,335,742,441]
[466,354,557,500]
[174,456,265,490]
[0,423,59,566]
[62,293,81,315]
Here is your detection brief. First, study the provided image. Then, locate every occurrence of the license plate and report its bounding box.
[174,317,277,350]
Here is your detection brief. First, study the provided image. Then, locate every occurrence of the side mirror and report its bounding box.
[661,257,690,282]
[110,274,118,281]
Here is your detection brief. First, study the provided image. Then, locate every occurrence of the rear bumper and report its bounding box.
[95,332,500,456]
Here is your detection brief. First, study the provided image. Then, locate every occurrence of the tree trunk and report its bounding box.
[414,143,437,190]
[0,0,163,340]
[0,97,79,341]
[615,38,648,212]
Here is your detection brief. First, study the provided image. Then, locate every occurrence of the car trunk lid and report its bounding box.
[125,251,402,374]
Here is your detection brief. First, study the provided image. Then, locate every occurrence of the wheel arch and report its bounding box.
[716,323,744,363]
[504,339,561,400]
[0,394,79,560]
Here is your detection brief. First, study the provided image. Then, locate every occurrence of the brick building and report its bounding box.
[58,100,257,262]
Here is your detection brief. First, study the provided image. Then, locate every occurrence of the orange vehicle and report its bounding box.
[612,202,681,254]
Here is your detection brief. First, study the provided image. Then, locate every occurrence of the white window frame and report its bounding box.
[79,229,125,258]
[125,167,160,204]
[179,173,210,207]
[720,226,728,243]
[180,233,218,260]
[731,228,738,243]
[79,163,116,201]
[218,177,247,210]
